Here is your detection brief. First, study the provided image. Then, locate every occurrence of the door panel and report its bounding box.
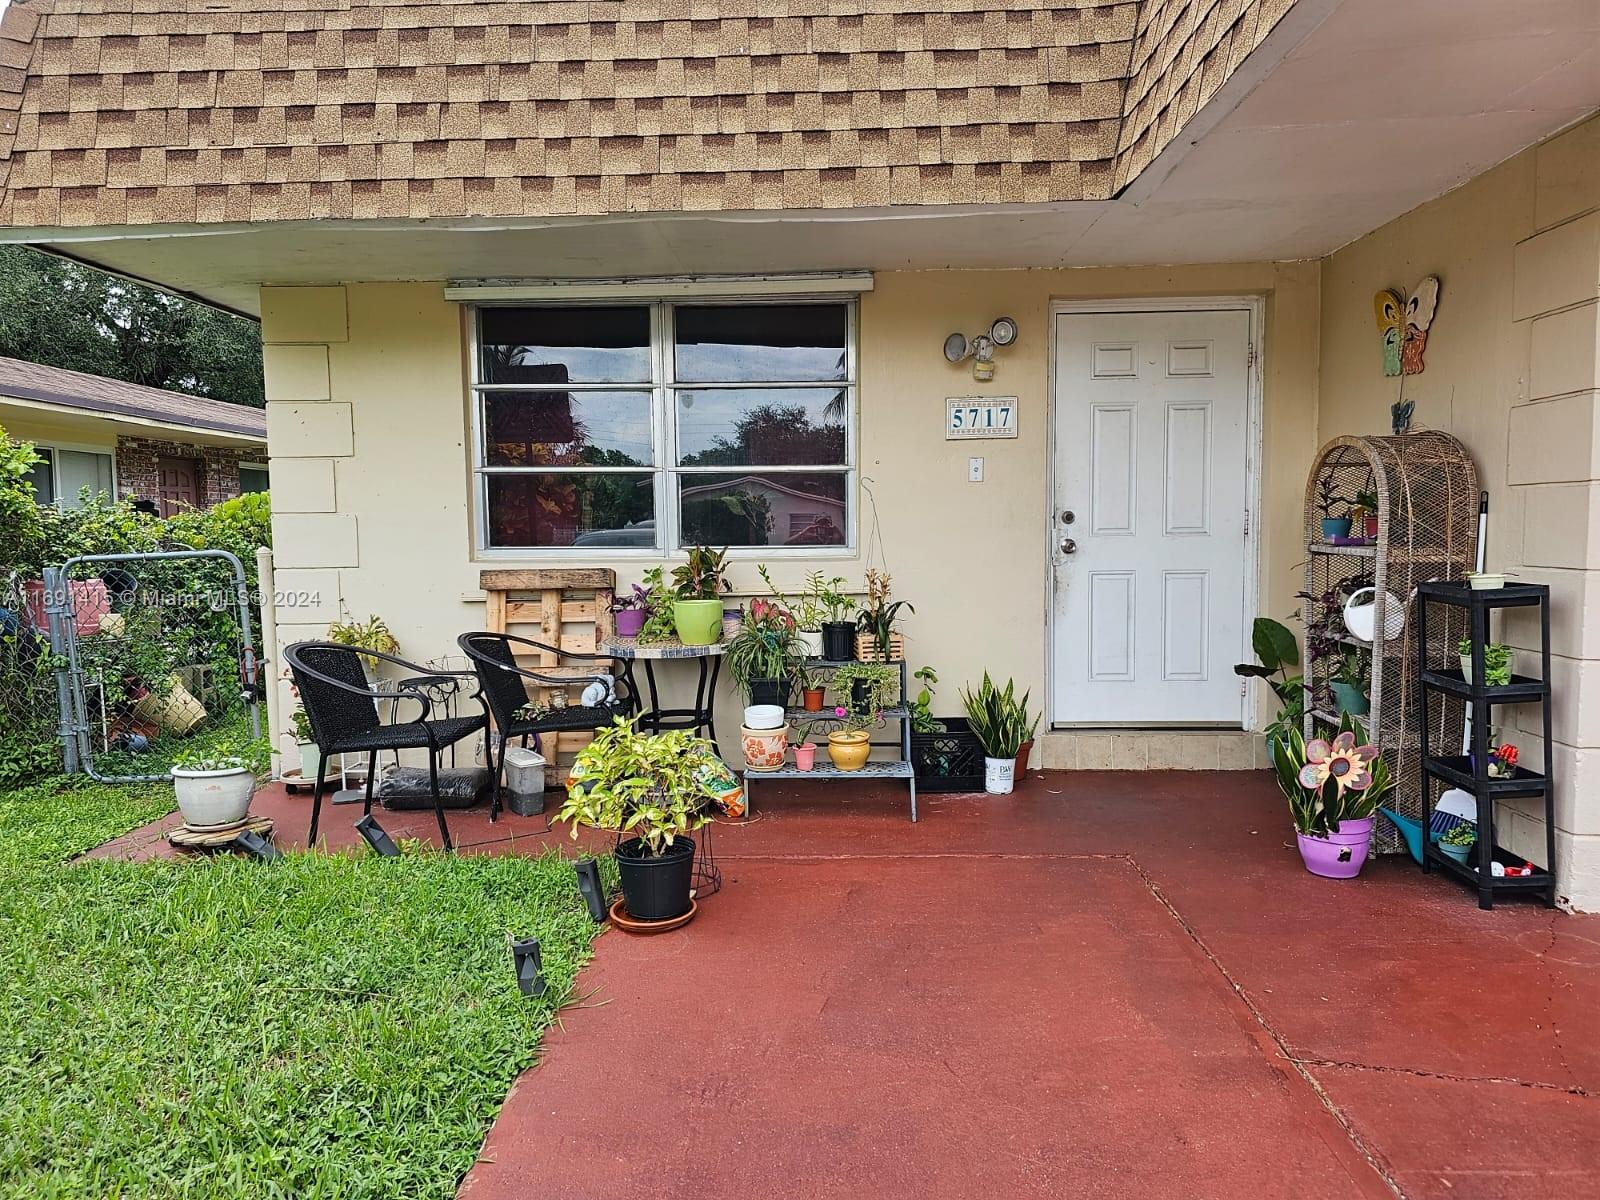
[1051,309,1252,726]
[156,456,200,517]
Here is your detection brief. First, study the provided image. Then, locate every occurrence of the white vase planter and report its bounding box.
[172,766,256,828]
[984,756,1015,795]
[1460,651,1516,687]
[795,629,824,658]
[296,740,323,783]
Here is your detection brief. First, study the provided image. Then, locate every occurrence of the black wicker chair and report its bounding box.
[283,641,489,851]
[457,631,635,820]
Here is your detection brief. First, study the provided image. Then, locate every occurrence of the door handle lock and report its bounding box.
[1061,509,1076,525]
[1059,538,1078,555]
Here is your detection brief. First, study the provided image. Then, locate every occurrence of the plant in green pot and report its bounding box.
[670,546,730,646]
[960,672,1031,795]
[1440,822,1476,866]
[1329,648,1370,718]
[556,719,726,921]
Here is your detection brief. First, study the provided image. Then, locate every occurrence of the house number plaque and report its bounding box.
[945,397,1019,440]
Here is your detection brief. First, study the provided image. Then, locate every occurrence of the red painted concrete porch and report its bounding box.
[94,771,1600,1198]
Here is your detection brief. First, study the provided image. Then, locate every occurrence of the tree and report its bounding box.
[0,245,264,407]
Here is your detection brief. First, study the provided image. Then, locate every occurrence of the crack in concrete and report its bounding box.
[1285,1054,1593,1098]
[1538,909,1584,1094]
[1122,855,1408,1200]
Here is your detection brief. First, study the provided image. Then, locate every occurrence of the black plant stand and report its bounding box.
[1417,581,1557,909]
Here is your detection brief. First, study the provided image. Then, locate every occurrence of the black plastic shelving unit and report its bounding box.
[1416,581,1556,909]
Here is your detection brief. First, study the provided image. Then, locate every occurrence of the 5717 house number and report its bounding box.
[946,397,1019,439]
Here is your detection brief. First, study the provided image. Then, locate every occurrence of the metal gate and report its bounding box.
[45,550,261,783]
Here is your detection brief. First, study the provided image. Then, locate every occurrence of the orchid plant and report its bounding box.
[1270,714,1395,837]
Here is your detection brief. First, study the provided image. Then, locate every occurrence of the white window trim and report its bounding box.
[27,440,118,508]
[468,296,858,561]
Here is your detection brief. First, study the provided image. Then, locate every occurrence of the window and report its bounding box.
[471,300,854,553]
[24,445,114,510]
[239,464,270,494]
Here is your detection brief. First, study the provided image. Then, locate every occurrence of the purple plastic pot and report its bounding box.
[1296,816,1375,879]
[614,607,646,638]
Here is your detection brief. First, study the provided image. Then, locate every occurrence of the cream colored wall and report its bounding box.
[1318,114,1600,909]
[262,264,1321,768]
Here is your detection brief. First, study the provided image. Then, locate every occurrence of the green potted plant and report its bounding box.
[635,566,678,645]
[819,578,856,661]
[855,568,912,661]
[960,673,1031,795]
[327,610,400,672]
[1458,638,1514,687]
[171,750,257,828]
[832,660,896,716]
[1350,489,1381,539]
[1316,475,1352,540]
[825,704,876,770]
[794,656,826,712]
[1329,648,1370,717]
[1233,616,1303,752]
[1013,688,1041,774]
[670,546,729,646]
[1269,714,1395,878]
[556,719,724,920]
[725,598,797,707]
[759,565,831,658]
[1440,822,1476,865]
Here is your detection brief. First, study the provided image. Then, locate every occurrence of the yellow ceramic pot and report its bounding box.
[826,729,871,771]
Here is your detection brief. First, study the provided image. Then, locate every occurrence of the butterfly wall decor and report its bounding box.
[1373,276,1440,377]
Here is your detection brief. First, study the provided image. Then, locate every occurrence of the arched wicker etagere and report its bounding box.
[1302,432,1479,851]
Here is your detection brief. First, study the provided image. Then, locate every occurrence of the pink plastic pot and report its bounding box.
[793,742,816,771]
[1296,816,1375,879]
[613,607,646,638]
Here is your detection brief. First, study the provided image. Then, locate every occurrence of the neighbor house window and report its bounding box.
[471,300,854,553]
[24,445,114,510]
[239,464,270,494]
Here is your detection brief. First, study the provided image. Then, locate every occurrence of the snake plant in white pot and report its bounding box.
[960,673,1032,794]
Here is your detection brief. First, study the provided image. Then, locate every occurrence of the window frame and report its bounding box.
[468,296,858,560]
[26,441,117,510]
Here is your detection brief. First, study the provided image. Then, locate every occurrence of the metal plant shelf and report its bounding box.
[743,657,919,822]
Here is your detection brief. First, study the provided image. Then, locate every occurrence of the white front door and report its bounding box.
[1050,307,1253,726]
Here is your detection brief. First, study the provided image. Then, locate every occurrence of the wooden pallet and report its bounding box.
[168,814,275,850]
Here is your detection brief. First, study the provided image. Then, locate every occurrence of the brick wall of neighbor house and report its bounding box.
[114,436,250,508]
[1319,114,1600,910]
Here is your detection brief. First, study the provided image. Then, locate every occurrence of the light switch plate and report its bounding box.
[968,457,984,482]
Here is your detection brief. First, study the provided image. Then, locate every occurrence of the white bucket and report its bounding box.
[984,756,1015,795]
[743,704,785,730]
[1342,587,1405,643]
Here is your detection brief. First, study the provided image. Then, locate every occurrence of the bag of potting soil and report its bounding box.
[376,766,492,810]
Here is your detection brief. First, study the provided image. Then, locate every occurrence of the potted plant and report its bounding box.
[856,568,912,661]
[725,598,797,707]
[1488,742,1519,778]
[328,611,400,671]
[171,750,257,828]
[557,719,723,920]
[1316,475,1352,540]
[794,657,826,712]
[1329,648,1370,717]
[908,668,986,793]
[819,579,857,661]
[1234,616,1304,752]
[960,673,1031,795]
[1440,822,1476,865]
[1269,714,1394,879]
[636,566,678,645]
[1350,489,1381,540]
[610,583,650,639]
[670,545,729,646]
[791,720,820,771]
[1459,638,1514,687]
[758,565,830,658]
[1013,689,1041,773]
[832,660,896,716]
[825,705,876,770]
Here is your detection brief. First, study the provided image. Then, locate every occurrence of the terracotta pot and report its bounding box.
[793,742,816,771]
[802,687,825,712]
[740,722,789,772]
[1015,739,1034,774]
[827,729,871,771]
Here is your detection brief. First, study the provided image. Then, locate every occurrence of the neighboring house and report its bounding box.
[0,0,1597,901]
[0,356,267,514]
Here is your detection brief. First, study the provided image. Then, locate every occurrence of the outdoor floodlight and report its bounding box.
[355,814,400,857]
[573,858,608,922]
[511,937,547,998]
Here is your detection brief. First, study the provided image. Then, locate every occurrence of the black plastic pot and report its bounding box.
[748,677,791,708]
[821,621,856,662]
[850,678,872,711]
[615,835,696,920]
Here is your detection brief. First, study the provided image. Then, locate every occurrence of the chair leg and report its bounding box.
[428,748,454,852]
[486,733,502,824]
[362,750,378,817]
[308,752,330,848]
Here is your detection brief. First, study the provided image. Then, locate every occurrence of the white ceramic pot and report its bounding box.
[743,704,785,730]
[795,629,824,658]
[740,723,790,772]
[1460,651,1516,687]
[984,756,1015,795]
[1342,587,1405,643]
[172,766,256,828]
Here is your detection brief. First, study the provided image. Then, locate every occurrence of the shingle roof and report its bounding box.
[0,0,1295,227]
[0,355,267,438]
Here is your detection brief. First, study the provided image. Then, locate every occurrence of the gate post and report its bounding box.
[41,566,80,775]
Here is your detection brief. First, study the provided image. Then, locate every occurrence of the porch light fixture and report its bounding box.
[944,317,1018,381]
[573,858,608,923]
[511,936,547,998]
[231,829,282,862]
[355,814,400,857]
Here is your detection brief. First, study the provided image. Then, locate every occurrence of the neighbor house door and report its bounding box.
[156,455,201,516]
[1050,306,1254,726]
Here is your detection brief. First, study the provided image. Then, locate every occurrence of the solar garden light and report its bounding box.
[231,829,282,862]
[573,858,608,922]
[355,814,400,857]
[511,937,546,998]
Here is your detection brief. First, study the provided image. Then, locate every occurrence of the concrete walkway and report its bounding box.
[95,769,1600,1197]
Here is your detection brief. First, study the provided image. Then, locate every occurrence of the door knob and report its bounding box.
[1060,538,1078,555]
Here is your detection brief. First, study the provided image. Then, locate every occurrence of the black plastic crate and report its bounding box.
[910,717,985,793]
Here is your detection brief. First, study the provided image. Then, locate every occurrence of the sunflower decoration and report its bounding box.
[1297,731,1379,794]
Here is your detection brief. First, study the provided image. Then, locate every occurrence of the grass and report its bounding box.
[0,775,602,1198]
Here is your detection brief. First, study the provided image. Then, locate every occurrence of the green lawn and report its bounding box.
[0,777,600,1199]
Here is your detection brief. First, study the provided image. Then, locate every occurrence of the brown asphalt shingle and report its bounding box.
[0,0,1295,226]
[0,355,266,439]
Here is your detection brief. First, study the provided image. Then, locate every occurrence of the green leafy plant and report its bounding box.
[1442,822,1476,848]
[1334,648,1369,688]
[831,660,897,717]
[908,665,944,734]
[556,718,720,856]
[819,579,855,624]
[724,599,797,699]
[1458,638,1513,687]
[328,611,400,669]
[959,672,1034,759]
[671,545,730,600]
[170,751,250,773]
[756,564,832,631]
[855,568,912,656]
[1269,714,1395,836]
[0,424,45,572]
[635,566,678,644]
[1234,616,1304,749]
[1350,489,1380,523]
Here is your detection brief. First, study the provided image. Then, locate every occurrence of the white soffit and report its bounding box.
[10,0,1598,315]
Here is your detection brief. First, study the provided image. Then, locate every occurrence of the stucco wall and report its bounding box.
[262,263,1321,765]
[1318,114,1600,909]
